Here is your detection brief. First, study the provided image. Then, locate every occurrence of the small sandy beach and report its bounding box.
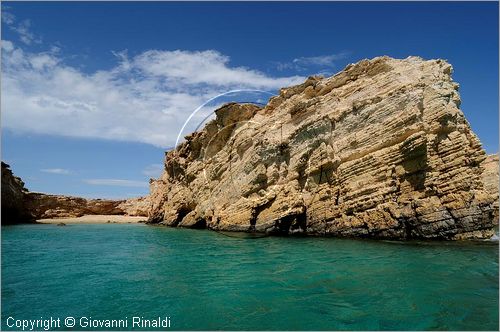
[37,215,147,224]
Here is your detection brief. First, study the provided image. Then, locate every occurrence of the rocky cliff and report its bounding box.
[148,56,499,239]
[1,162,149,222]
[1,162,36,223]
[24,194,150,220]
[24,193,127,219]
[481,154,499,223]
[117,196,151,217]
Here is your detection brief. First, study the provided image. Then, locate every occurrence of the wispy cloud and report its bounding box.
[2,12,15,25]
[14,19,41,45]
[1,38,305,148]
[2,11,41,45]
[40,168,71,175]
[83,179,149,188]
[293,54,348,67]
[276,52,349,72]
[142,163,164,178]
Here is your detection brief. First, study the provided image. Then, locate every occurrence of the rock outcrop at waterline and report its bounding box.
[117,196,151,217]
[1,162,149,223]
[24,193,126,219]
[1,162,36,223]
[148,56,499,239]
[25,194,150,220]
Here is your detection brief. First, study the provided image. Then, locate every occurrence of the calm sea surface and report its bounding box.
[2,224,498,330]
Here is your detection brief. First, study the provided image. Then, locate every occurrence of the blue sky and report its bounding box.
[1,1,498,199]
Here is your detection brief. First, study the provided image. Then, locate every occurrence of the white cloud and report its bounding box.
[277,52,349,72]
[13,19,41,45]
[142,164,164,178]
[83,179,149,188]
[2,11,41,45]
[1,41,305,148]
[2,12,15,25]
[293,54,347,67]
[133,50,301,88]
[40,168,71,175]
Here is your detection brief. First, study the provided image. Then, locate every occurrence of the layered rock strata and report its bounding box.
[481,154,499,223]
[148,56,498,239]
[117,196,151,217]
[24,193,127,219]
[1,162,149,222]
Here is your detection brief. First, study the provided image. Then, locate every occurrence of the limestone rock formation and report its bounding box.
[117,196,151,217]
[148,56,498,239]
[23,194,150,219]
[481,154,499,198]
[1,162,35,223]
[1,162,149,222]
[481,154,499,222]
[24,193,126,219]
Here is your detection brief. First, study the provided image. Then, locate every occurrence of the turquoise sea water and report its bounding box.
[2,224,498,331]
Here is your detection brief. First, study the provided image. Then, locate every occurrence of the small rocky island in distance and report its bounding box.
[2,56,499,240]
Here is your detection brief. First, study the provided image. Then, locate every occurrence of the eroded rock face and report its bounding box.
[117,196,151,217]
[481,154,499,198]
[1,162,35,223]
[24,193,126,219]
[481,154,499,223]
[1,162,149,221]
[149,56,498,239]
[23,194,151,219]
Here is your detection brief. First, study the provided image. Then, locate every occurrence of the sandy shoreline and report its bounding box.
[37,215,147,224]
